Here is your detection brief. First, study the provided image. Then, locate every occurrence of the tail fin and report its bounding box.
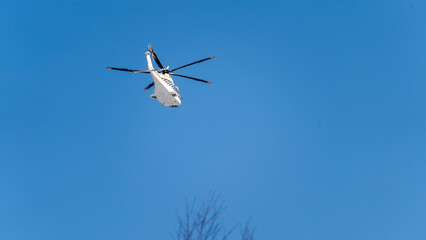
[147,44,165,69]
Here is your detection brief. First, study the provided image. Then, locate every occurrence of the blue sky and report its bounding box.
[1,0,426,239]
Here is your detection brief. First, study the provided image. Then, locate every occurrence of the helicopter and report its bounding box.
[106,45,215,107]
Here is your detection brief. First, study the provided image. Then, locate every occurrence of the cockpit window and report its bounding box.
[173,85,180,95]
[163,78,180,95]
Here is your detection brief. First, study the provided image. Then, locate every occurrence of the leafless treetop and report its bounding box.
[175,195,254,240]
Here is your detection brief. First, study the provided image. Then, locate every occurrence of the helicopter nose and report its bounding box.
[174,96,181,106]
[168,97,181,107]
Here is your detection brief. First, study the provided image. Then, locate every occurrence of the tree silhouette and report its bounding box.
[175,195,254,240]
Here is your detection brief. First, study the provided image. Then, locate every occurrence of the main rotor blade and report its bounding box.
[170,73,212,84]
[134,68,165,73]
[147,45,165,69]
[170,56,215,73]
[106,67,164,73]
[144,82,154,90]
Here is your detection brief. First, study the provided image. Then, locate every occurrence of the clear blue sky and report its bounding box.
[1,0,426,239]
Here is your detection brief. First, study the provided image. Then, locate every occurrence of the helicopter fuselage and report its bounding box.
[146,51,181,107]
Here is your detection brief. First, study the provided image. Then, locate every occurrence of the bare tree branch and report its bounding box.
[240,220,255,240]
[175,194,254,240]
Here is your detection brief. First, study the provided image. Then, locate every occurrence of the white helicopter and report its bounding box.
[107,45,215,107]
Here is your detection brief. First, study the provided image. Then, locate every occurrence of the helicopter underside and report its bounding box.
[150,92,181,107]
[150,72,181,107]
